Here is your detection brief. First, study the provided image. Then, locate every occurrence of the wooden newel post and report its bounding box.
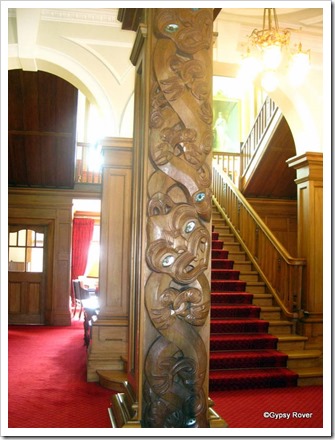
[287,152,323,346]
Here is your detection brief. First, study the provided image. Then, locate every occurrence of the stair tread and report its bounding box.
[210,222,307,391]
[277,334,309,341]
[210,350,287,358]
[259,306,281,311]
[210,368,298,377]
[212,259,234,262]
[211,304,260,309]
[211,318,267,323]
[210,333,277,340]
[211,292,252,295]
[292,367,323,377]
[245,281,266,286]
[97,370,127,380]
[268,320,294,325]
[253,293,273,297]
[211,268,239,272]
[238,270,259,275]
[286,350,322,359]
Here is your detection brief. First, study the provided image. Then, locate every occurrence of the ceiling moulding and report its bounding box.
[64,37,134,85]
[40,8,120,27]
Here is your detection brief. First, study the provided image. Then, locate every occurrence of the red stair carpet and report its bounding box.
[209,227,299,391]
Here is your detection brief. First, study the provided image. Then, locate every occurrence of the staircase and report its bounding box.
[209,208,323,391]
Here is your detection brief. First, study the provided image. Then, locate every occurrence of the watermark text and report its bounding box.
[263,412,313,420]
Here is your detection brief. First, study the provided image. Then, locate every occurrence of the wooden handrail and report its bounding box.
[212,164,306,319]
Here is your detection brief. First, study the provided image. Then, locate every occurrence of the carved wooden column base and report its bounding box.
[108,381,141,428]
[108,388,229,428]
[208,398,229,428]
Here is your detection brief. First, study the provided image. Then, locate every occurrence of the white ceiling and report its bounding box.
[8,6,324,70]
[7,5,326,141]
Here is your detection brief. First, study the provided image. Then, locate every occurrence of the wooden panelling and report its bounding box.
[98,140,132,319]
[87,138,132,381]
[27,283,41,314]
[8,272,44,324]
[247,198,298,256]
[8,282,21,313]
[8,70,78,188]
[242,116,297,199]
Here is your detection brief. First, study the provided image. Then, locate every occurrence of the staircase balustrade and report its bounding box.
[240,96,278,179]
[213,97,279,191]
[212,164,306,319]
[75,142,102,184]
[212,152,240,188]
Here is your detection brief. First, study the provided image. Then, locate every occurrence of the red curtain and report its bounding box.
[71,218,94,303]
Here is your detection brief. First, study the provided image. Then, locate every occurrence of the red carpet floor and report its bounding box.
[7,317,325,431]
[210,386,323,428]
[8,318,114,428]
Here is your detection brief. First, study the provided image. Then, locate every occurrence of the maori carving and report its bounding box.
[143,9,213,428]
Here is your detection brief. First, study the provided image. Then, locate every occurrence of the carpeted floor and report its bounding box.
[7,317,324,431]
[210,386,323,428]
[8,318,114,428]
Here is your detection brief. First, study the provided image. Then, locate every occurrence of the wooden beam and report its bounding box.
[213,8,221,20]
[117,8,144,31]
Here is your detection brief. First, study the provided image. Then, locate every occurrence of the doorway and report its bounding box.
[71,199,101,309]
[8,223,51,324]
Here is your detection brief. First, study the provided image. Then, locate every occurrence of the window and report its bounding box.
[85,224,100,279]
[8,228,44,272]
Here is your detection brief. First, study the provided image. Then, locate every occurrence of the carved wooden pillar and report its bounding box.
[128,8,216,428]
[287,152,323,346]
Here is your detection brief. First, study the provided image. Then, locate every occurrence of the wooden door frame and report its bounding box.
[8,218,54,324]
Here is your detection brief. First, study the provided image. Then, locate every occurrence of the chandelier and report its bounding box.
[238,8,311,92]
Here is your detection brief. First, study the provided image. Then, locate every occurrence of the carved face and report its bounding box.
[147,204,210,285]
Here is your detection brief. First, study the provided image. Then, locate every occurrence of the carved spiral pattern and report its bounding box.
[143,9,212,428]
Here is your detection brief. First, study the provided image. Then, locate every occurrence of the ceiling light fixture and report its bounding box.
[238,8,311,92]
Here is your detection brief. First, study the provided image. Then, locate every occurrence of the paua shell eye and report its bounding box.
[165,23,179,33]
[162,255,175,267]
[194,192,205,203]
[185,221,196,233]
